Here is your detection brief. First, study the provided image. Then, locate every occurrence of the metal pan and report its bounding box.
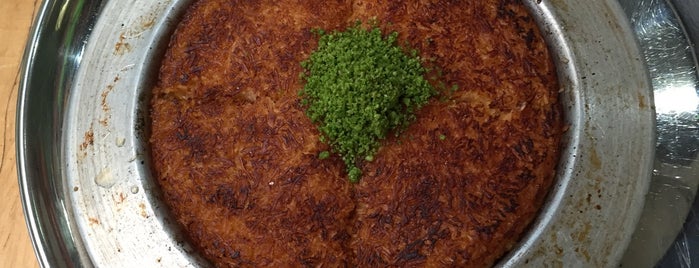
[619,0,699,266]
[18,0,658,266]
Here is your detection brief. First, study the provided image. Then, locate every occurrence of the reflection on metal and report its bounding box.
[56,0,69,30]
[654,85,698,115]
[17,0,105,266]
[669,0,699,60]
[619,0,699,266]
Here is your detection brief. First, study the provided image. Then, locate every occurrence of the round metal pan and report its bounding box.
[18,0,658,266]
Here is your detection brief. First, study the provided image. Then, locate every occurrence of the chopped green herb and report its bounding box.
[300,21,435,182]
[439,134,446,140]
[318,151,330,159]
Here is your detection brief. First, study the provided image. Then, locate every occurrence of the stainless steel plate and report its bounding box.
[619,0,699,266]
[19,0,658,267]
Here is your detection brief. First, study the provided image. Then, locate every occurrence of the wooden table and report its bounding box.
[1,0,42,267]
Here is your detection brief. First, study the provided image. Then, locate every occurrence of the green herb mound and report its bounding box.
[299,22,435,183]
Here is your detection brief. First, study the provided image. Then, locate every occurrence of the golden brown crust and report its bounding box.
[150,0,561,267]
